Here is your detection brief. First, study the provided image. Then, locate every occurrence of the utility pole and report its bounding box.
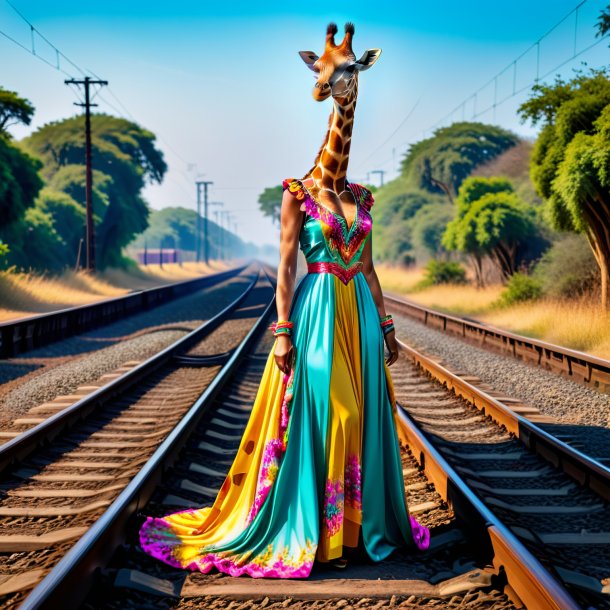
[370,169,385,187]
[195,183,201,262]
[233,220,239,257]
[210,201,223,262]
[221,210,231,261]
[213,210,220,260]
[195,181,213,264]
[65,76,108,271]
[223,211,234,261]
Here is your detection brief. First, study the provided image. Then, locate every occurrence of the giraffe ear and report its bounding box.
[354,48,382,71]
[299,51,319,71]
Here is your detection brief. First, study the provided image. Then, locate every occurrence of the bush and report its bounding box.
[499,272,543,306]
[533,234,599,298]
[421,259,467,286]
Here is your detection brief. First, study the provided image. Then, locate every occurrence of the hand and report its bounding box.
[384,329,399,366]
[274,334,294,374]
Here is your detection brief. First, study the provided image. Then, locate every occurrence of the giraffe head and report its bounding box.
[299,22,381,103]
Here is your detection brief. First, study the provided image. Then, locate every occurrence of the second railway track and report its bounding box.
[0,265,275,608]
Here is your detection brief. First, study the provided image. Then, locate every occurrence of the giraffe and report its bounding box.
[298,22,381,228]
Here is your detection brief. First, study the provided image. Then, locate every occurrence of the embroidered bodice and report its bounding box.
[282,177,374,270]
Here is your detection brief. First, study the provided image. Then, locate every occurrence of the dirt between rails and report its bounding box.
[0,276,275,610]
[79,323,516,610]
[0,269,256,430]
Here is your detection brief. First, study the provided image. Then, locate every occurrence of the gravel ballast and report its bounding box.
[0,272,254,428]
[391,311,610,429]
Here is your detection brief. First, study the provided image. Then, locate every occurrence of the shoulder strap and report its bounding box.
[282,177,307,202]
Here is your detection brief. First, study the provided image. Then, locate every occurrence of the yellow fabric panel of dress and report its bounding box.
[162,348,287,567]
[317,275,364,562]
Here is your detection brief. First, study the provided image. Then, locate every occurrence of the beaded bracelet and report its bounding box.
[380,314,395,335]
[269,320,294,337]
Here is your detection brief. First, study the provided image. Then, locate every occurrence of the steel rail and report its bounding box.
[0,266,259,475]
[19,267,276,610]
[396,337,610,502]
[395,405,581,610]
[0,263,248,358]
[385,292,610,393]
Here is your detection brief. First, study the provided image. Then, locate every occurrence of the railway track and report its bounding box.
[0,264,248,359]
[0,265,275,609]
[385,293,610,394]
[394,337,610,609]
[61,309,518,610]
[0,265,252,436]
[2,269,608,609]
[386,291,610,474]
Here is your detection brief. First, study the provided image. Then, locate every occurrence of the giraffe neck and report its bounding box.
[310,93,357,194]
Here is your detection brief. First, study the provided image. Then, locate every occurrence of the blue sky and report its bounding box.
[2,1,609,247]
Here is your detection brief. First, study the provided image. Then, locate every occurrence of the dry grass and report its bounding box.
[403,284,504,316]
[375,265,426,294]
[482,298,610,359]
[0,259,232,323]
[377,263,610,359]
[376,263,503,316]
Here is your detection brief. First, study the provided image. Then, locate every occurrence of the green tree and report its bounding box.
[21,114,167,268]
[36,188,86,261]
[2,204,67,272]
[411,203,454,259]
[0,137,42,227]
[443,177,542,285]
[371,122,519,264]
[518,68,610,307]
[0,88,34,135]
[401,122,518,198]
[0,89,43,267]
[258,185,283,224]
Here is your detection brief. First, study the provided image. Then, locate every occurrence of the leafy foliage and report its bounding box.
[421,259,467,286]
[0,87,34,134]
[400,122,518,198]
[411,203,454,258]
[443,177,545,284]
[518,68,610,306]
[37,188,86,259]
[258,185,283,224]
[21,114,167,268]
[533,233,599,298]
[0,136,43,227]
[597,4,610,39]
[371,122,519,264]
[499,272,543,306]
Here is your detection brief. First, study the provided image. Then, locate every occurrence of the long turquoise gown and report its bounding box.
[139,177,430,578]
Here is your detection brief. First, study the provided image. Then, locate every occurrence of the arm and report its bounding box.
[274,188,303,373]
[360,234,399,366]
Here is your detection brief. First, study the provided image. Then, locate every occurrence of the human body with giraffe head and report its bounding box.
[139,23,429,580]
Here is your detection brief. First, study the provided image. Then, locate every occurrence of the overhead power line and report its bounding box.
[0,2,206,206]
[425,0,607,135]
[356,0,607,178]
[354,95,421,172]
[2,0,86,77]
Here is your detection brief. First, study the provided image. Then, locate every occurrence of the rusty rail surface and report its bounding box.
[385,293,610,393]
[17,266,276,610]
[396,407,580,610]
[397,338,610,502]
[0,263,248,358]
